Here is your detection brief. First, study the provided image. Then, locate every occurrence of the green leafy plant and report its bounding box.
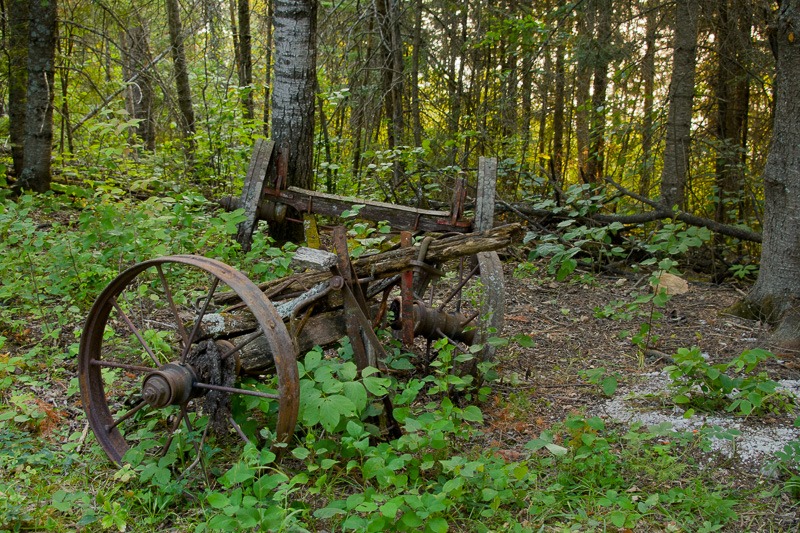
[729,263,758,280]
[579,367,620,396]
[771,423,800,499]
[665,347,793,417]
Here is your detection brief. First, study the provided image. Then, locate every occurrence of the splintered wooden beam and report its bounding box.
[213,223,521,305]
[200,308,348,374]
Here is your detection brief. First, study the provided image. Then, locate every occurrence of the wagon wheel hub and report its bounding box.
[141,363,197,408]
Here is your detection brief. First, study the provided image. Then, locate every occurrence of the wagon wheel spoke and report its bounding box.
[178,411,212,485]
[160,403,188,458]
[192,382,281,400]
[106,399,149,432]
[180,276,220,364]
[156,264,190,352]
[228,415,252,445]
[111,297,161,367]
[219,328,264,362]
[91,360,154,373]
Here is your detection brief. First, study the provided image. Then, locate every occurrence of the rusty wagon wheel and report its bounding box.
[369,239,504,377]
[78,255,299,471]
[410,249,504,375]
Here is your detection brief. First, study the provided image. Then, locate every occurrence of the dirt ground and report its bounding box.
[483,262,800,469]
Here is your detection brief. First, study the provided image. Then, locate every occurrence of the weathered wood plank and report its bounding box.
[201,308,348,374]
[260,186,472,233]
[236,139,274,251]
[475,157,497,232]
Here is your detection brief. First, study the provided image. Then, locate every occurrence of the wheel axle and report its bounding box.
[141,363,197,408]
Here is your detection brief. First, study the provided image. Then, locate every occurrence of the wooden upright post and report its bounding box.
[475,157,497,231]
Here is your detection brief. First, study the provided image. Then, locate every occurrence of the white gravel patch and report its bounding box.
[591,372,800,470]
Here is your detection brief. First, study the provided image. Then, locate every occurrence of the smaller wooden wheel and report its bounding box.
[78,256,299,473]
[409,249,505,375]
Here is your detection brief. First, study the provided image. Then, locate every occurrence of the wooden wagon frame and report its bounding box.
[78,139,518,474]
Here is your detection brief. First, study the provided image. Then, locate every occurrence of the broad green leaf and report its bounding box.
[314,507,346,519]
[364,376,390,396]
[513,334,535,348]
[601,376,618,396]
[342,380,368,412]
[220,461,256,487]
[426,516,449,533]
[380,501,399,518]
[304,348,322,372]
[460,405,483,422]
[673,394,691,404]
[292,447,311,460]
[234,507,260,528]
[206,492,229,509]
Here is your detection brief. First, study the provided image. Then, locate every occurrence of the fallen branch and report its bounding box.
[497,178,762,243]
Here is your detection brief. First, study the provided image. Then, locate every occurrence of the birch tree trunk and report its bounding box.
[269,0,317,243]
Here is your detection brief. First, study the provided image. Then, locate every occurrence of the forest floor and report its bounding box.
[4,193,800,530]
[483,261,800,528]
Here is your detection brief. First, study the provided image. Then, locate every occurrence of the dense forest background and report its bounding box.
[0,0,774,240]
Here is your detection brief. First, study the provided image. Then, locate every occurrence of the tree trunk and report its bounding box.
[574,3,595,181]
[410,0,422,148]
[640,0,658,197]
[735,0,800,350]
[229,0,240,77]
[58,16,73,155]
[166,0,196,148]
[713,0,751,225]
[7,0,29,178]
[375,0,405,189]
[552,43,566,186]
[122,23,156,151]
[534,46,549,180]
[263,0,274,135]
[270,0,317,243]
[446,6,467,166]
[659,0,699,210]
[238,0,254,119]
[15,0,57,193]
[586,0,612,183]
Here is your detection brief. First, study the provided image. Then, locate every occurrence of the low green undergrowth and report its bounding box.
[665,347,794,418]
[0,191,793,532]
[1,339,751,532]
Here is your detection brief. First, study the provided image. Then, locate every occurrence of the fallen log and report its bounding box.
[214,223,521,305]
[201,308,348,374]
